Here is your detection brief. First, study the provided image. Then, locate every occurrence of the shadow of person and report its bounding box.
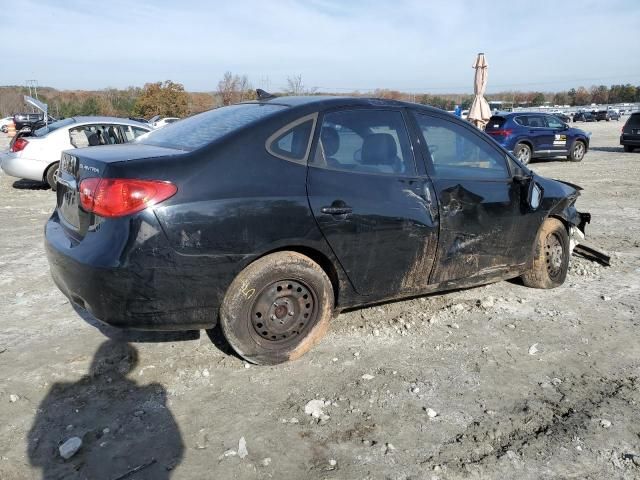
[27,340,184,479]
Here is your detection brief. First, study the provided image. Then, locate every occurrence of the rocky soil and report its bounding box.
[0,120,639,479]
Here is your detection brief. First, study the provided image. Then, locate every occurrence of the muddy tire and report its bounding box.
[568,140,586,162]
[521,218,569,289]
[45,162,59,191]
[513,143,532,164]
[220,251,334,365]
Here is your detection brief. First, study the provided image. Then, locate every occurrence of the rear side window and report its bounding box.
[69,124,124,147]
[139,103,286,151]
[415,113,508,179]
[266,113,317,163]
[311,109,416,176]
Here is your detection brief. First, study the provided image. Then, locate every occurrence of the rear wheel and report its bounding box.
[514,143,532,164]
[568,140,586,162]
[521,218,569,289]
[220,251,334,365]
[45,162,59,191]
[623,145,634,153]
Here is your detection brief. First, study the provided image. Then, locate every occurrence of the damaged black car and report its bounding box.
[46,95,591,364]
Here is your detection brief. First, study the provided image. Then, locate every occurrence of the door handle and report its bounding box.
[321,206,352,215]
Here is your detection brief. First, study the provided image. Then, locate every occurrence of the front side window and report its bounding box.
[546,116,565,129]
[526,115,546,128]
[414,114,508,179]
[311,109,415,176]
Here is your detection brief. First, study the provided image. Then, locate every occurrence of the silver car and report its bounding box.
[1,117,151,190]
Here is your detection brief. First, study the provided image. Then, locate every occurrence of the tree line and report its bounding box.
[1,77,639,119]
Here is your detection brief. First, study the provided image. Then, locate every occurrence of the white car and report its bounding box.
[151,117,181,129]
[0,116,151,190]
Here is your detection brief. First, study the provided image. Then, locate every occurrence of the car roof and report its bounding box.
[69,116,150,126]
[242,95,444,114]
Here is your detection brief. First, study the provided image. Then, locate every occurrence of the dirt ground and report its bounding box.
[0,120,639,480]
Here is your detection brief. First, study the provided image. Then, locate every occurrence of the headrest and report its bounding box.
[361,133,397,165]
[321,127,339,157]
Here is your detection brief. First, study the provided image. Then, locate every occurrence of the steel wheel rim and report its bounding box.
[52,167,60,184]
[574,143,584,160]
[249,279,318,349]
[545,233,564,279]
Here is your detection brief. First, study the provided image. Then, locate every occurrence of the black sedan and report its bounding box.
[573,112,595,122]
[46,95,590,364]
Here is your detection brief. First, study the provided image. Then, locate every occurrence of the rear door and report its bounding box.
[307,108,438,296]
[412,112,527,284]
[525,114,554,153]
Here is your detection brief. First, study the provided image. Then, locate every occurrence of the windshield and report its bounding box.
[34,118,76,137]
[138,103,286,151]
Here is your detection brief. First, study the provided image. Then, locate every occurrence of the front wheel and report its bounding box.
[623,145,634,153]
[220,251,334,365]
[521,218,569,289]
[568,141,586,162]
[45,162,59,191]
[513,143,532,164]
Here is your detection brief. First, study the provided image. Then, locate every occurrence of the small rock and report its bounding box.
[576,445,582,451]
[451,303,465,313]
[410,386,420,394]
[9,394,19,403]
[600,419,612,428]
[373,329,380,337]
[305,399,326,419]
[102,428,110,434]
[219,449,237,460]
[59,437,82,460]
[238,437,248,459]
[133,410,144,417]
[332,358,338,362]
[290,417,299,424]
[353,352,360,357]
[425,408,438,418]
[479,296,495,309]
[449,323,460,330]
[385,443,396,454]
[551,378,563,386]
[244,363,251,369]
[66,424,74,431]
[202,369,210,377]
[361,374,375,380]
[506,324,516,329]
[601,295,611,301]
[329,459,337,467]
[260,457,272,466]
[528,343,539,355]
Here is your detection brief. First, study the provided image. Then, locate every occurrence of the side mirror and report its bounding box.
[562,123,569,130]
[528,181,543,210]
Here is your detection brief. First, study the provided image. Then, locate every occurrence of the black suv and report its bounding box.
[621,112,640,152]
[13,113,56,131]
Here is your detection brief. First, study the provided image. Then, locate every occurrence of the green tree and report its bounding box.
[530,92,546,106]
[132,81,189,118]
[553,92,568,106]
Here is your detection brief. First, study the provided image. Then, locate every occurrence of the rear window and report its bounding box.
[627,113,640,126]
[485,116,506,130]
[34,118,76,137]
[138,103,286,151]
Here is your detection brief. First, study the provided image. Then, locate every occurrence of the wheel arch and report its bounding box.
[249,245,346,308]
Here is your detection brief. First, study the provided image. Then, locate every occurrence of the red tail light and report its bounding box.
[79,178,177,218]
[11,137,28,152]
[487,129,513,136]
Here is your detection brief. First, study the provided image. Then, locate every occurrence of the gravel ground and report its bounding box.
[0,120,639,480]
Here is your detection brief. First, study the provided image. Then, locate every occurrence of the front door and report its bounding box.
[412,112,525,284]
[307,108,438,297]
[544,115,570,154]
[525,114,555,153]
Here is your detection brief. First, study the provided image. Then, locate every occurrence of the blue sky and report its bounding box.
[1,0,638,93]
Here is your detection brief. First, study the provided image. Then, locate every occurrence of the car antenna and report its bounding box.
[256,89,276,100]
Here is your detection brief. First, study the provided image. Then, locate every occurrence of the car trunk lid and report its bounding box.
[56,144,183,237]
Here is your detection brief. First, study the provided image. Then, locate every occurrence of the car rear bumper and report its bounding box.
[45,210,239,330]
[0,153,48,182]
[620,135,640,146]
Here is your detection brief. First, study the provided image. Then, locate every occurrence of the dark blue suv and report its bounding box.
[485,112,590,164]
